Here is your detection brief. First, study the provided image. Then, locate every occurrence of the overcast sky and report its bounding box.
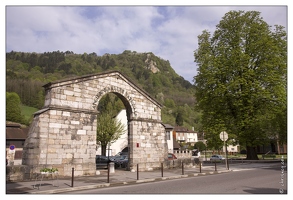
[5,2,288,83]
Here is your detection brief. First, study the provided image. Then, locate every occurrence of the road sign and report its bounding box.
[220,131,228,141]
[9,145,15,153]
[9,145,15,150]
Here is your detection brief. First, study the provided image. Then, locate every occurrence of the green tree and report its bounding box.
[175,111,184,126]
[98,94,111,114]
[164,98,175,108]
[6,92,24,123]
[193,10,287,160]
[96,112,126,156]
[98,94,125,117]
[193,141,206,152]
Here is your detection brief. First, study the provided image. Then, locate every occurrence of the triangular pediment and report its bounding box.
[43,70,162,108]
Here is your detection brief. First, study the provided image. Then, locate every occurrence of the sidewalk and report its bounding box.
[6,164,231,194]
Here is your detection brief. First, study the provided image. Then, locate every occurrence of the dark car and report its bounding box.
[114,152,128,158]
[114,155,128,168]
[96,155,111,169]
[108,156,116,162]
[112,151,128,162]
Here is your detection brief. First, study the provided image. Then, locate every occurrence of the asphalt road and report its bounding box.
[63,163,287,194]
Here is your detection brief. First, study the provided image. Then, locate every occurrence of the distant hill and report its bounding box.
[6,50,202,131]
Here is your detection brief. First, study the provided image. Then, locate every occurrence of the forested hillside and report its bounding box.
[6,50,202,132]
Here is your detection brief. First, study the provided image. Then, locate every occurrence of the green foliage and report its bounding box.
[6,92,25,124]
[194,10,287,159]
[96,112,126,156]
[164,98,175,108]
[193,141,206,152]
[98,94,125,117]
[40,167,58,173]
[175,112,184,126]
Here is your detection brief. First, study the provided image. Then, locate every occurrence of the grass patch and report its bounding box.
[21,105,38,122]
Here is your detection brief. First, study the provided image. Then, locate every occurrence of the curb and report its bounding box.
[28,169,232,194]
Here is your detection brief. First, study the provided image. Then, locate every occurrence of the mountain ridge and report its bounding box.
[6,50,201,131]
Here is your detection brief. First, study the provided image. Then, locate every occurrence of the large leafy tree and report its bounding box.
[193,10,287,159]
[96,111,126,156]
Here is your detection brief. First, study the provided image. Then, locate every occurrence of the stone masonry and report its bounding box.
[22,71,168,177]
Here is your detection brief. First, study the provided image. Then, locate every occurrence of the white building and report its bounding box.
[223,144,240,153]
[173,126,198,146]
[162,124,175,153]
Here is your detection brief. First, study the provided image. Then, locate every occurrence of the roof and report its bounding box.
[162,123,174,130]
[173,126,197,133]
[6,123,29,140]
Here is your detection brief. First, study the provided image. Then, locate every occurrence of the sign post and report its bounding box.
[219,131,228,169]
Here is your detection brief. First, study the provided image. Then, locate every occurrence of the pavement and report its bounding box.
[6,159,281,194]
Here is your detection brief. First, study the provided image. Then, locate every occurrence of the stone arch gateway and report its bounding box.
[22,71,168,177]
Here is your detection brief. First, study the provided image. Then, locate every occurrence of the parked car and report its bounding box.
[168,153,177,160]
[96,155,111,169]
[112,151,128,162]
[210,155,225,162]
[114,155,128,168]
[114,152,128,158]
[108,156,116,162]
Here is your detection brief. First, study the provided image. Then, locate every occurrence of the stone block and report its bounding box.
[49,123,62,128]
[66,95,76,101]
[64,90,74,96]
[39,127,49,134]
[71,121,80,125]
[77,130,86,135]
[74,87,81,93]
[83,126,92,131]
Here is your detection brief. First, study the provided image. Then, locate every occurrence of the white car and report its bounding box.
[210,155,225,161]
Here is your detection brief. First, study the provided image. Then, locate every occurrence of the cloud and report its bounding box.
[5,5,287,83]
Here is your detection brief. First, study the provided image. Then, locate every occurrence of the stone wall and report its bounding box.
[129,120,168,171]
[22,71,167,176]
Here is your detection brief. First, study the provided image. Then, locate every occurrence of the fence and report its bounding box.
[172,150,193,158]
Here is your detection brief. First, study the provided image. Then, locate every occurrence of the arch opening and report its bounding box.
[95,92,132,167]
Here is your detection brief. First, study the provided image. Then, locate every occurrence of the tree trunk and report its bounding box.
[101,145,107,156]
[246,146,259,160]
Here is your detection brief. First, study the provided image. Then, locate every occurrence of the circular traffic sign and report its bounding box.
[219,131,228,141]
[9,145,15,150]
